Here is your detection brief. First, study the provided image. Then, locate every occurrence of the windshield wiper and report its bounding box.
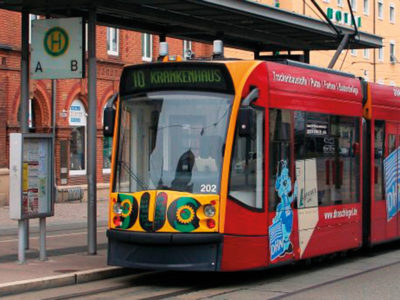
[118,160,147,191]
[157,185,175,191]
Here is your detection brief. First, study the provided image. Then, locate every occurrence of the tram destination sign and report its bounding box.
[31,17,85,79]
[120,63,234,96]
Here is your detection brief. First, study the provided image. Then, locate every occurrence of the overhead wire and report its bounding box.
[339,45,350,71]
[302,0,326,23]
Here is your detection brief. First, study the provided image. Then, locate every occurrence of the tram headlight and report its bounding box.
[204,204,216,218]
[113,202,123,215]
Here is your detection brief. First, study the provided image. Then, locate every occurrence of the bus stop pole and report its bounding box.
[87,8,97,255]
[39,217,46,261]
[18,10,30,263]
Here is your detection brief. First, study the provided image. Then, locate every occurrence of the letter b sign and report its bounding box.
[71,60,78,72]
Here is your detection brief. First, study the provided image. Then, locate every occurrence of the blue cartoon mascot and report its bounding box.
[269,160,297,260]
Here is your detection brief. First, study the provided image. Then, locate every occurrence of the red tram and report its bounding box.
[105,58,400,271]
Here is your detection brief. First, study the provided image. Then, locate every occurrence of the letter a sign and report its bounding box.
[31,18,84,79]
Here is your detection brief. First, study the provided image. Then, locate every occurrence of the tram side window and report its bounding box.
[374,120,385,201]
[229,108,264,209]
[268,109,293,211]
[294,111,360,206]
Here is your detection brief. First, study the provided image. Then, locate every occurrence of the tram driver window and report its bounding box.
[229,108,264,209]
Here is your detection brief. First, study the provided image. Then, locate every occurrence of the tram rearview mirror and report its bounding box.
[103,107,116,137]
[238,108,254,137]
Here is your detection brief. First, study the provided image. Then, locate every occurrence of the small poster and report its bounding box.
[296,159,318,208]
[269,220,284,261]
[296,158,319,258]
[384,147,400,221]
[306,122,328,136]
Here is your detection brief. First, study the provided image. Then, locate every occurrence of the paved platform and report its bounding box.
[0,199,109,235]
[0,200,126,296]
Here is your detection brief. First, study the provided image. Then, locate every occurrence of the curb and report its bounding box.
[0,220,108,236]
[0,266,131,297]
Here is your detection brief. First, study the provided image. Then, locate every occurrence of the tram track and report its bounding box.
[38,271,220,300]
[4,242,400,300]
[270,259,400,299]
[39,272,162,300]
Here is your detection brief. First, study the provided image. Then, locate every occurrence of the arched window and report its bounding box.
[69,100,87,175]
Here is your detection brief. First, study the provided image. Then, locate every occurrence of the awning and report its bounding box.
[0,0,382,52]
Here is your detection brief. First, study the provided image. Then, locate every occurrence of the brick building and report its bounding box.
[0,10,213,205]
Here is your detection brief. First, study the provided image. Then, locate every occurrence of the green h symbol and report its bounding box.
[44,27,69,57]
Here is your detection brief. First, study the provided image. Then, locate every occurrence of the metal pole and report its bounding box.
[328,33,351,69]
[87,8,97,255]
[52,79,56,186]
[18,220,25,263]
[19,11,30,261]
[24,220,29,250]
[39,217,47,261]
[304,50,310,64]
[21,11,29,134]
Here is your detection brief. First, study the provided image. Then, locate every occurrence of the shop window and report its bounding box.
[374,120,385,201]
[103,137,112,172]
[107,27,119,56]
[183,40,192,60]
[69,100,86,175]
[142,33,152,62]
[229,108,264,209]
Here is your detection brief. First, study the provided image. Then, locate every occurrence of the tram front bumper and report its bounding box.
[107,229,223,271]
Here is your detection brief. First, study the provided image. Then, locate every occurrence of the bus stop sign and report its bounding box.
[31,17,84,79]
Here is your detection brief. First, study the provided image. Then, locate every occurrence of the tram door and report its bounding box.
[384,122,400,239]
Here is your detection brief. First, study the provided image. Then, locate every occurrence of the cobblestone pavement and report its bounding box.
[0,200,109,232]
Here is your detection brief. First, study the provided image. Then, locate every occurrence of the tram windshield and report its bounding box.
[115,91,233,194]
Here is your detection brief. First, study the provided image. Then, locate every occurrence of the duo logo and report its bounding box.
[115,193,201,232]
[115,193,138,229]
[139,192,168,232]
[168,197,200,232]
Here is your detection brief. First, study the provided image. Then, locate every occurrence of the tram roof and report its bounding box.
[0,0,382,52]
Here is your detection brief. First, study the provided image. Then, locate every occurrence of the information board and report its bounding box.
[9,134,54,220]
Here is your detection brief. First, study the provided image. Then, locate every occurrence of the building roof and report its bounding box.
[0,0,382,52]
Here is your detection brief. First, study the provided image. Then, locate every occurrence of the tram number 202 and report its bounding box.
[200,184,217,193]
